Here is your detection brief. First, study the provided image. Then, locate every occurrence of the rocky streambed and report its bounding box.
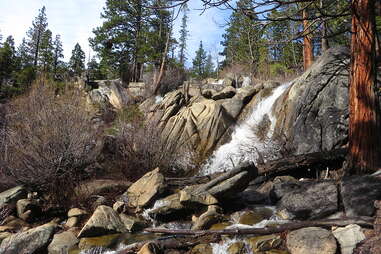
[0,164,380,254]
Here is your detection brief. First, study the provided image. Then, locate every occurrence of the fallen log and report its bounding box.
[144,217,373,236]
[257,148,347,176]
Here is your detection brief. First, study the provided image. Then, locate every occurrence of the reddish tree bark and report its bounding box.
[347,0,381,174]
[303,9,314,70]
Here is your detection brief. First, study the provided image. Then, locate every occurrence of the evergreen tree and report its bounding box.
[0,36,17,83]
[26,6,48,67]
[17,38,33,68]
[52,34,64,76]
[192,41,207,79]
[178,4,189,66]
[90,0,150,81]
[69,43,85,77]
[204,53,215,78]
[220,0,263,74]
[39,29,54,72]
[87,57,104,80]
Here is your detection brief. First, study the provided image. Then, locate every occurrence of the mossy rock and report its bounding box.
[228,242,246,254]
[190,243,213,254]
[247,234,282,252]
[78,233,120,250]
[210,222,232,230]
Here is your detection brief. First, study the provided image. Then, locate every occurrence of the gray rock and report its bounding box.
[287,227,337,254]
[119,214,147,232]
[78,205,127,238]
[278,181,338,219]
[0,186,26,207]
[332,224,365,254]
[269,176,300,202]
[147,194,190,222]
[273,47,349,155]
[48,231,79,254]
[341,176,381,217]
[0,222,56,254]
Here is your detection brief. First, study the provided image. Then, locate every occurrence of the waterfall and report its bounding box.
[201,82,291,175]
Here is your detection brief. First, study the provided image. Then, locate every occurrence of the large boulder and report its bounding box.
[78,205,127,238]
[123,168,167,208]
[142,85,257,157]
[332,224,365,254]
[0,222,56,254]
[88,79,129,109]
[286,227,337,254]
[277,181,338,220]
[273,47,349,154]
[341,176,381,217]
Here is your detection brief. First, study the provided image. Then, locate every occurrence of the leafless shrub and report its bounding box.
[0,79,98,206]
[109,105,196,180]
[143,66,186,97]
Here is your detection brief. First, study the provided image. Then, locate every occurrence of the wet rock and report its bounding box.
[190,244,213,254]
[47,231,79,254]
[0,222,56,254]
[247,234,282,252]
[286,227,337,254]
[332,224,365,254]
[192,205,224,230]
[16,199,41,222]
[232,210,265,225]
[228,242,246,254]
[212,86,236,100]
[210,222,232,230]
[123,168,167,208]
[278,181,338,219]
[120,214,148,232]
[137,242,162,254]
[148,194,189,222]
[0,186,26,207]
[78,233,120,250]
[341,176,381,217]
[78,205,127,238]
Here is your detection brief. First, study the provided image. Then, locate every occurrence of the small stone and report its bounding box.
[68,208,88,218]
[65,217,79,228]
[332,224,365,254]
[287,227,337,254]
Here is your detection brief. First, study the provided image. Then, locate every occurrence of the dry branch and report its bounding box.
[144,217,373,236]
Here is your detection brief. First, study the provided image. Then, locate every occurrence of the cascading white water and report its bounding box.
[201,82,291,175]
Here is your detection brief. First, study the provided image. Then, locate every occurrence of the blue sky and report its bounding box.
[0,0,231,66]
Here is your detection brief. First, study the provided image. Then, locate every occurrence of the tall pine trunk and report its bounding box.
[303,9,314,70]
[347,0,381,174]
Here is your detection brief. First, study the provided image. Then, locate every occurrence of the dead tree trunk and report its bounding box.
[347,0,381,174]
[303,9,314,70]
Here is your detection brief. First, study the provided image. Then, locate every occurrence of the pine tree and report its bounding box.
[178,4,189,66]
[39,29,54,72]
[17,38,33,68]
[204,53,215,78]
[52,34,64,76]
[0,36,16,83]
[69,43,85,77]
[192,41,207,79]
[26,6,48,67]
[90,0,150,81]
[87,57,104,80]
